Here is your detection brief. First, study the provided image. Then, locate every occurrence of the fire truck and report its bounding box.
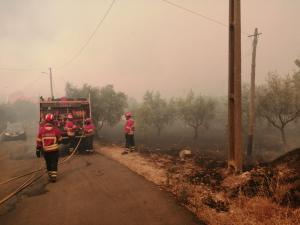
[39,97,92,152]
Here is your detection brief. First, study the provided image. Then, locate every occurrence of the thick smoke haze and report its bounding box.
[0,0,299,101]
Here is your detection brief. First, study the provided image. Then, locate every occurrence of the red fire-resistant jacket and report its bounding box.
[83,123,96,136]
[124,118,135,135]
[37,123,62,152]
[64,121,77,136]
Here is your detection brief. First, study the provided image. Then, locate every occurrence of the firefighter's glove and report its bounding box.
[36,149,41,158]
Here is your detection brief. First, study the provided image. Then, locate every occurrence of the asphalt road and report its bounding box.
[0,144,204,225]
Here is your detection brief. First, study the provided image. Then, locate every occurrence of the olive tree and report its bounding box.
[257,73,300,151]
[293,59,300,96]
[136,91,175,136]
[295,59,300,69]
[65,83,127,130]
[0,104,8,130]
[97,85,127,129]
[177,91,216,140]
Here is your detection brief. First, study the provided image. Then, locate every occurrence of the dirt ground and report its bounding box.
[0,140,204,225]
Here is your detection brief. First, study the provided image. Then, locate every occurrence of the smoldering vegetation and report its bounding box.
[63,61,300,224]
[99,61,300,163]
[1,61,300,162]
[1,60,300,225]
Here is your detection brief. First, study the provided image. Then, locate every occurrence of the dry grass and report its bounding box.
[196,197,300,225]
[98,145,168,186]
[97,145,300,225]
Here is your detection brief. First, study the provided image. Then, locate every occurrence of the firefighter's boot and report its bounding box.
[51,171,57,182]
[48,171,57,182]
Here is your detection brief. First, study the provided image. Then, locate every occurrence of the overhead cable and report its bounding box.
[54,0,117,70]
[160,0,251,36]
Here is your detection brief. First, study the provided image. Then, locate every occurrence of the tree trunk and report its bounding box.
[95,121,104,138]
[246,134,253,157]
[157,127,161,137]
[98,121,104,130]
[193,126,199,140]
[280,128,288,152]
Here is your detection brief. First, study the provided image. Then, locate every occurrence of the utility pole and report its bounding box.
[247,28,262,158]
[41,67,54,100]
[228,0,243,172]
[49,67,54,100]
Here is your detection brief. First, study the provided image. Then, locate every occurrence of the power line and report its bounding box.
[160,0,228,27]
[1,0,252,72]
[54,0,116,70]
[0,0,116,72]
[160,0,250,36]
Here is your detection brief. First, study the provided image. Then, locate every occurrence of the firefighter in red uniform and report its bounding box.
[83,118,96,152]
[36,113,62,182]
[122,112,135,154]
[64,113,77,152]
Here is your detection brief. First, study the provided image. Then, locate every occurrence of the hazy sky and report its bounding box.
[1,0,300,101]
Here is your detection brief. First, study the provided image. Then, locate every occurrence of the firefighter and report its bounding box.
[83,118,95,152]
[36,113,62,182]
[64,113,77,152]
[122,112,135,155]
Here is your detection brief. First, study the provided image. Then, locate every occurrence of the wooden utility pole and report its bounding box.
[49,67,54,100]
[247,28,262,158]
[228,0,243,172]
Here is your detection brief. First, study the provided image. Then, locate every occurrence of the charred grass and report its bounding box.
[98,144,300,224]
[132,147,300,225]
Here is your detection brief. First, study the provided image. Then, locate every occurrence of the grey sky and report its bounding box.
[0,0,299,101]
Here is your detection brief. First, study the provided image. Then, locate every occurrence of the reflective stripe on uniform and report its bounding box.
[41,136,59,151]
[43,144,59,151]
[51,171,57,177]
[42,136,57,145]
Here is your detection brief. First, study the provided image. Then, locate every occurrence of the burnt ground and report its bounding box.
[168,148,300,209]
[98,145,300,225]
[0,140,204,225]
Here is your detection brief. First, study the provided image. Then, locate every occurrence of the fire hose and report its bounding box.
[0,136,83,206]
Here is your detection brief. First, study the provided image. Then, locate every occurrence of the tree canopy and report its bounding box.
[65,83,127,129]
[257,72,300,150]
[176,91,216,139]
[135,91,175,136]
